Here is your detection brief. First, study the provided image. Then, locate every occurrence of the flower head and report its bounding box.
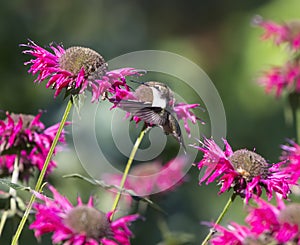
[253,15,300,50]
[173,102,203,137]
[258,66,286,97]
[210,222,253,245]
[195,138,290,202]
[254,16,300,98]
[258,60,300,97]
[211,221,283,245]
[30,185,139,245]
[211,196,300,244]
[22,40,141,102]
[103,156,189,200]
[0,112,67,180]
[246,197,300,243]
[280,139,300,185]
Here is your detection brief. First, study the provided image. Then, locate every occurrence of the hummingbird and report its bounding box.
[116,81,185,150]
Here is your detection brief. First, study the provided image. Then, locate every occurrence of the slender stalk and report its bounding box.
[157,216,170,240]
[201,193,236,245]
[10,154,20,213]
[0,211,8,236]
[0,154,20,237]
[11,99,72,245]
[110,127,147,220]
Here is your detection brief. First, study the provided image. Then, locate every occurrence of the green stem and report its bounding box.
[201,193,236,245]
[0,211,8,237]
[10,153,20,213]
[0,154,20,237]
[11,100,72,245]
[110,127,147,220]
[157,217,170,240]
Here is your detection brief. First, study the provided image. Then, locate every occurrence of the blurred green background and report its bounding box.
[1,0,300,244]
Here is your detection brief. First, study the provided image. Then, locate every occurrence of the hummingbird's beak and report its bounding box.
[130,80,146,85]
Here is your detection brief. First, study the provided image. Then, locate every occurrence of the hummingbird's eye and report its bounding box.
[90,66,95,72]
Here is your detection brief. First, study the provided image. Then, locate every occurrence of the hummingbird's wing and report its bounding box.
[116,100,167,125]
[117,100,186,153]
[135,107,167,125]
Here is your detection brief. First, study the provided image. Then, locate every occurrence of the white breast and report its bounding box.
[151,87,167,108]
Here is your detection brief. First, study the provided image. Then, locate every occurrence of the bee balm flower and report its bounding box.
[22,40,141,102]
[212,197,300,244]
[195,138,290,203]
[0,112,67,180]
[30,186,139,245]
[253,15,300,50]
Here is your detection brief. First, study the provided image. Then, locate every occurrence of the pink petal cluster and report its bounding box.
[210,223,251,245]
[254,17,300,97]
[0,112,67,180]
[247,198,300,243]
[94,68,141,103]
[103,156,189,199]
[258,60,300,97]
[173,103,202,137]
[254,16,300,50]
[195,138,291,203]
[212,197,300,244]
[30,185,139,245]
[280,139,300,185]
[22,40,141,102]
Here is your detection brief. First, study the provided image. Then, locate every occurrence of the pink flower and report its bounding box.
[0,112,67,180]
[280,139,300,185]
[253,16,300,50]
[211,223,252,245]
[253,15,289,45]
[195,138,290,203]
[211,196,300,244]
[103,156,189,201]
[258,61,300,97]
[30,185,139,245]
[254,17,300,97]
[22,40,141,102]
[173,103,202,137]
[258,67,286,97]
[246,197,300,243]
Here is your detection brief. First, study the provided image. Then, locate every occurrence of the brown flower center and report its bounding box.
[59,46,107,80]
[278,203,300,226]
[64,205,112,239]
[244,234,276,245]
[229,149,268,180]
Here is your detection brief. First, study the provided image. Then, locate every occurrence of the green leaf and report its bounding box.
[0,179,31,192]
[63,173,97,185]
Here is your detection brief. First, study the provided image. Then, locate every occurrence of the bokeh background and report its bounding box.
[1,0,300,244]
